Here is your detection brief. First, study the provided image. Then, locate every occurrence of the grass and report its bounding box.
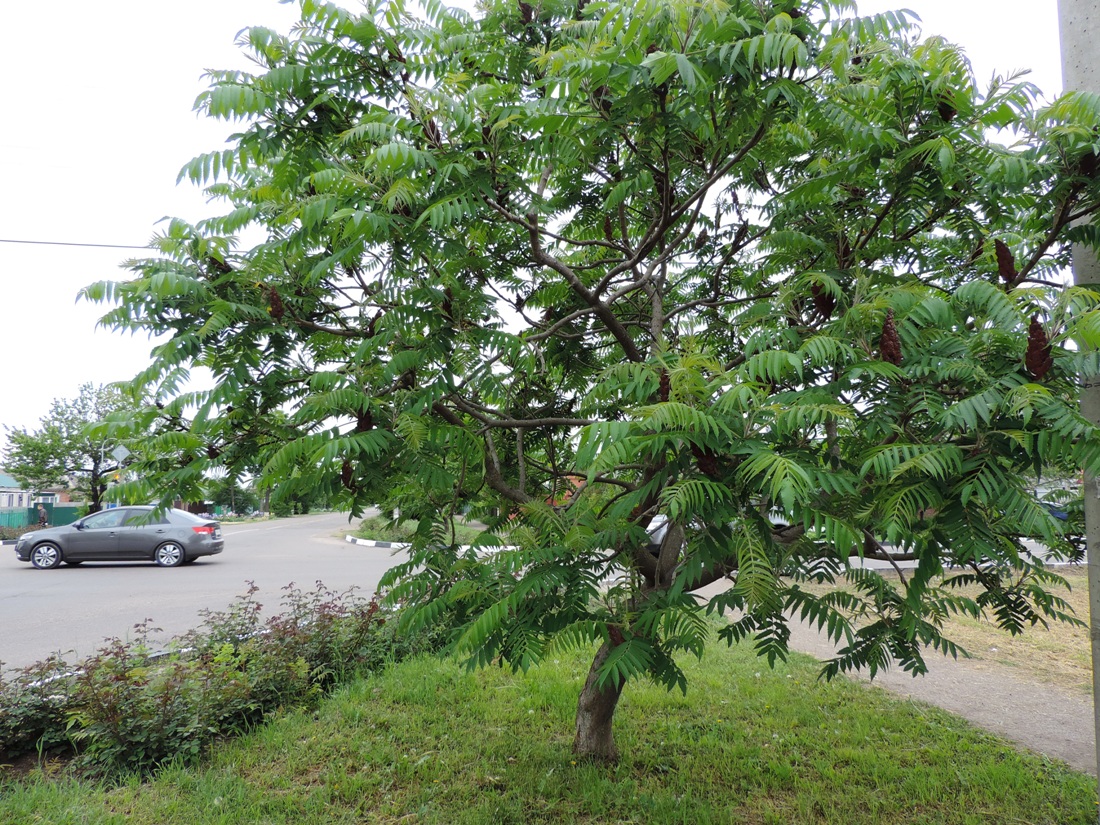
[353,515,487,546]
[2,641,1095,824]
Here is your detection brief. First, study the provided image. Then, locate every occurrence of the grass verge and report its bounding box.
[354,515,487,546]
[2,641,1093,824]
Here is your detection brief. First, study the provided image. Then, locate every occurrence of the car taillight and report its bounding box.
[192,526,216,535]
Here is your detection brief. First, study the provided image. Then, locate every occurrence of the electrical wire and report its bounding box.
[0,238,148,250]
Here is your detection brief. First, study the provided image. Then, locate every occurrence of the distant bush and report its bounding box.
[0,525,35,541]
[0,583,444,779]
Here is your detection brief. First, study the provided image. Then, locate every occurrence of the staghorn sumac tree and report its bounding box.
[84,0,1100,761]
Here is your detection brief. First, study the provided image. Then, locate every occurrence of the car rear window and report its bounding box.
[168,509,214,524]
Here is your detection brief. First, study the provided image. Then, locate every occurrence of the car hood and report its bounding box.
[20,525,79,542]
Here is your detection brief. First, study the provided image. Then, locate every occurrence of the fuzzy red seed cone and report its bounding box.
[994,240,1017,285]
[811,282,836,318]
[1079,151,1099,179]
[690,443,721,479]
[879,309,902,365]
[1025,316,1053,380]
[268,287,285,320]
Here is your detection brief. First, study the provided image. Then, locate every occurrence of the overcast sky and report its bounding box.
[0,1,1063,455]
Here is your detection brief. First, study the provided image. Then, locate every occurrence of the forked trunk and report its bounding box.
[572,641,624,762]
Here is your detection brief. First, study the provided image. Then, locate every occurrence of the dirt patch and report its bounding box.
[0,749,74,781]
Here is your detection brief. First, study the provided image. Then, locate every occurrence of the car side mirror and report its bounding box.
[73,521,84,530]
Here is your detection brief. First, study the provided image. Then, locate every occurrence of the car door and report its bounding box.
[64,508,128,560]
[117,509,170,559]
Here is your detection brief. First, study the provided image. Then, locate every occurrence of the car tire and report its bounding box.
[30,543,63,569]
[154,542,185,567]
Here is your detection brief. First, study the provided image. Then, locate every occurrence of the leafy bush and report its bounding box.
[0,525,36,541]
[0,584,443,779]
[66,625,253,774]
[0,655,75,760]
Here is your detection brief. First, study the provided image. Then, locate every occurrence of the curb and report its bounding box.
[343,535,515,555]
[344,535,411,550]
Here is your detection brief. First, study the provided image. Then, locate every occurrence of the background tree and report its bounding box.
[3,383,135,513]
[210,477,261,515]
[85,0,1100,761]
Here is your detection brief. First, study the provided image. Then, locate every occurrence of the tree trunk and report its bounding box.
[1058,3,1100,817]
[572,641,625,763]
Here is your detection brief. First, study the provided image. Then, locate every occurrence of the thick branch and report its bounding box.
[524,213,645,362]
[483,431,532,504]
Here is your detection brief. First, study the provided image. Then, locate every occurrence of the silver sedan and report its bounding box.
[13,506,224,569]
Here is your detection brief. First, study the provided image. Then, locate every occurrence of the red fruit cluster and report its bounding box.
[1025,316,1053,380]
[879,309,902,365]
[268,286,285,320]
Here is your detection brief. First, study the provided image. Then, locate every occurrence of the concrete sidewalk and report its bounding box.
[695,582,1097,775]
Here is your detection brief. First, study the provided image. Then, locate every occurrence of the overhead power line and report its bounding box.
[0,238,149,250]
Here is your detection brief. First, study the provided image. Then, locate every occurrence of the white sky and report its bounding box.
[0,1,1063,453]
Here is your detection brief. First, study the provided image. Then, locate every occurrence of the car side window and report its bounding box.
[83,510,127,529]
[124,510,168,527]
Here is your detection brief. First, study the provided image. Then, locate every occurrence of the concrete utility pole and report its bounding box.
[1057,1,1100,815]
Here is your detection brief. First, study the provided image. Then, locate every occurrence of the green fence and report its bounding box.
[0,504,83,528]
[0,509,24,528]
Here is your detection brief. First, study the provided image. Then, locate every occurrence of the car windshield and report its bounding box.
[82,510,127,529]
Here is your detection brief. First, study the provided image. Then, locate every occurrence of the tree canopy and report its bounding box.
[3,383,134,512]
[84,0,1100,760]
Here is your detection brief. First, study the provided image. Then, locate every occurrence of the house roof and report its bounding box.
[0,471,25,489]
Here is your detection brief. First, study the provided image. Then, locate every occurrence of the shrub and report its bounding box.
[66,627,253,775]
[0,655,76,761]
[0,584,441,779]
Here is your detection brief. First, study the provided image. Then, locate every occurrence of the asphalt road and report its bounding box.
[0,511,405,673]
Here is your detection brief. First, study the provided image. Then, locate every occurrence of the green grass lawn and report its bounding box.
[353,515,487,546]
[3,640,1094,824]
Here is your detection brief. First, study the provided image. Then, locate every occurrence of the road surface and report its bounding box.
[0,511,404,672]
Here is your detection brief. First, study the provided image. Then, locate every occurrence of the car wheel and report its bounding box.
[30,543,63,569]
[154,542,185,567]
